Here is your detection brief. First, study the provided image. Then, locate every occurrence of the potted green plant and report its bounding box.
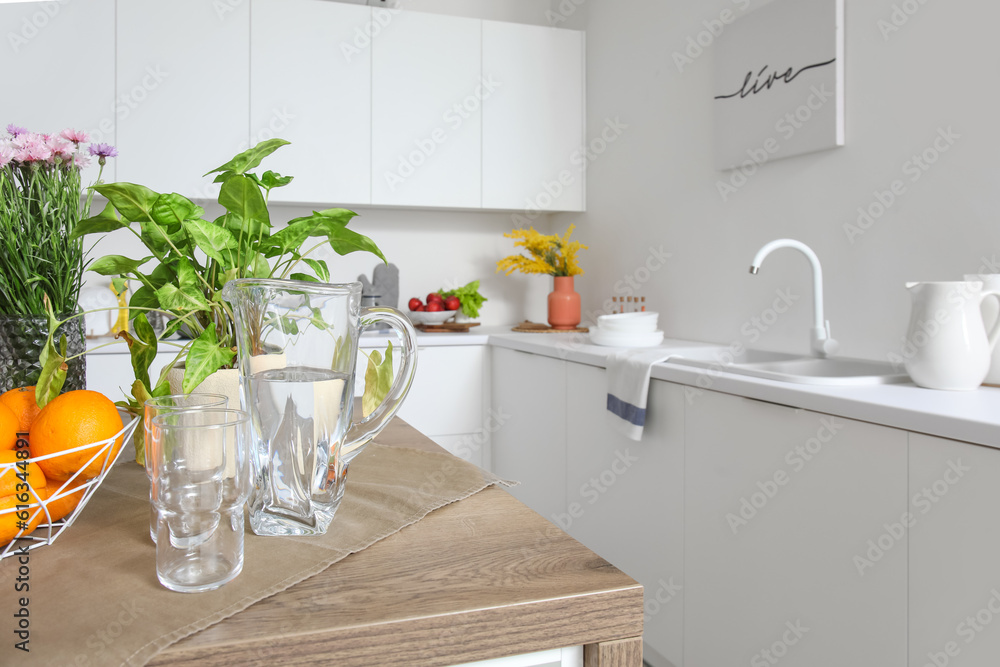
[0,125,115,393]
[40,139,388,459]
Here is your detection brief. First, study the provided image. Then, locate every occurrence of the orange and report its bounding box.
[0,403,16,452]
[0,386,42,434]
[0,450,49,545]
[29,390,124,482]
[40,481,87,524]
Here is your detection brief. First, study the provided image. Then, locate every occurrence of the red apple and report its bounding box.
[415,304,425,312]
[444,296,461,311]
[408,297,422,311]
[426,301,444,312]
[427,292,444,304]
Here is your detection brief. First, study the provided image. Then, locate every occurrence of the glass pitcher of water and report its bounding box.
[222,279,418,536]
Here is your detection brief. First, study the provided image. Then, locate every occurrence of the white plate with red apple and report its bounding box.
[407,293,462,325]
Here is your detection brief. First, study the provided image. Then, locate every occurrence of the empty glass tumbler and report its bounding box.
[144,393,228,543]
[148,408,250,593]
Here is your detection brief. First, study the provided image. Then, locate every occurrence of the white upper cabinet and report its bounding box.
[0,0,116,184]
[250,0,372,206]
[371,11,483,208]
[116,0,250,199]
[482,21,585,212]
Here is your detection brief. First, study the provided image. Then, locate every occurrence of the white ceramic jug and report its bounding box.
[965,274,1000,386]
[904,281,1000,390]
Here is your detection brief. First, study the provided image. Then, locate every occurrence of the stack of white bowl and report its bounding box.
[590,312,664,348]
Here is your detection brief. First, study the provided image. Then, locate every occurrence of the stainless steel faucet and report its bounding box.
[749,239,839,358]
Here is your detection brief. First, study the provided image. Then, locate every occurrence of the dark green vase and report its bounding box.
[0,314,87,392]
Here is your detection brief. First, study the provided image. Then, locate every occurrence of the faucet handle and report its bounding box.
[811,322,839,358]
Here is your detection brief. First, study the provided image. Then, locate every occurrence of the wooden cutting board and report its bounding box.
[415,322,481,333]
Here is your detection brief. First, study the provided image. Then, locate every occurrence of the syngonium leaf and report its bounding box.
[219,174,270,231]
[95,182,160,222]
[36,333,68,409]
[129,313,158,389]
[89,255,154,277]
[361,341,394,418]
[72,201,127,239]
[303,259,330,283]
[155,259,211,312]
[204,138,290,177]
[151,193,203,227]
[182,218,239,266]
[183,324,235,393]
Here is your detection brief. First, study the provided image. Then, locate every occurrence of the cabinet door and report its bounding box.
[371,10,482,208]
[395,346,485,437]
[491,348,566,521]
[0,0,116,184]
[117,0,249,198]
[684,391,908,667]
[565,366,683,667]
[482,21,585,212]
[909,433,1000,667]
[250,0,371,206]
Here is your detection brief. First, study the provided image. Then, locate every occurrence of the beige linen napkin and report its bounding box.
[0,443,505,667]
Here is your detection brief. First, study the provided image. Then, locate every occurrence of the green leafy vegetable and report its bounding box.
[438,280,488,319]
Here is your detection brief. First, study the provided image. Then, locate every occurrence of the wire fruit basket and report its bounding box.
[0,410,139,559]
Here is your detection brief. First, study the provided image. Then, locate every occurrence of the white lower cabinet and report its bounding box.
[564,364,684,667]
[684,390,908,667]
[908,433,1000,667]
[490,347,567,521]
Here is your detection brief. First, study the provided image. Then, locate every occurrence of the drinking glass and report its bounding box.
[149,408,250,593]
[144,394,228,543]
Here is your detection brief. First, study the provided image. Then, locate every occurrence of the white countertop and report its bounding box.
[85,326,1000,448]
[486,332,1000,450]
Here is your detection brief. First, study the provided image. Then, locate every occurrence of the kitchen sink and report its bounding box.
[668,349,910,386]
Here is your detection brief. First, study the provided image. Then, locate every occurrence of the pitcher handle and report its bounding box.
[982,290,1000,351]
[341,307,418,463]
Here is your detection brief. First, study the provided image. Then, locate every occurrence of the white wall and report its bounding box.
[561,0,1000,361]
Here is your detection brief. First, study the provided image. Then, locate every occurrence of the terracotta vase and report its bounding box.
[548,276,581,330]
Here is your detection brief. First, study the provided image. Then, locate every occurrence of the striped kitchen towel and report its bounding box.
[606,348,673,441]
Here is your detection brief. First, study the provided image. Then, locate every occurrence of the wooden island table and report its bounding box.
[145,419,644,666]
